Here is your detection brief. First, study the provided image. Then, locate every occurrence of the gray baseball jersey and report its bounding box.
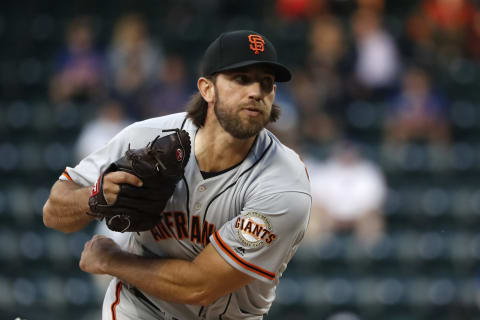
[61,112,311,319]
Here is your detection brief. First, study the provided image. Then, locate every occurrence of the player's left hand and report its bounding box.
[79,235,121,275]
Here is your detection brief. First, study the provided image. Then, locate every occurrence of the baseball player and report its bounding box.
[43,30,311,319]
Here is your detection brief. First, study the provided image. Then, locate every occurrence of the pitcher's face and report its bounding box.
[213,66,276,139]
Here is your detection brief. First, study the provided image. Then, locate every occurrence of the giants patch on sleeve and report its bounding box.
[234,212,277,247]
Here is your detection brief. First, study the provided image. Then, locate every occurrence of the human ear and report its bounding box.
[198,77,215,103]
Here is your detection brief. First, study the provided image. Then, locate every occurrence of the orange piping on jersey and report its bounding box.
[62,170,73,181]
[111,281,123,320]
[213,231,275,281]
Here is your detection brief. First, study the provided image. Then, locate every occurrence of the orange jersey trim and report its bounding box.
[111,281,123,320]
[213,231,275,281]
[62,170,73,182]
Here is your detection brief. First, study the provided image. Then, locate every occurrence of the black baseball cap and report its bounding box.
[200,30,292,82]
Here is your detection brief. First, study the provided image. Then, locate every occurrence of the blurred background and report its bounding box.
[1,0,480,319]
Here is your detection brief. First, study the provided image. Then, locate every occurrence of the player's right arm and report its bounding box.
[42,122,143,233]
[43,180,94,233]
[43,171,142,233]
[43,117,185,233]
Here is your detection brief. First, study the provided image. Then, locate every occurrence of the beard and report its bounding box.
[214,92,270,139]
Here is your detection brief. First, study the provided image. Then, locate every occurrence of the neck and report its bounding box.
[195,121,257,173]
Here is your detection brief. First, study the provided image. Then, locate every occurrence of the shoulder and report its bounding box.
[248,130,311,196]
[117,113,196,146]
[264,130,307,173]
[128,112,190,131]
[123,112,196,141]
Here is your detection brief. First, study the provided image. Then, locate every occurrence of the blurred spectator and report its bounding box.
[349,8,401,100]
[49,16,105,105]
[140,54,194,118]
[384,66,450,145]
[305,142,387,247]
[405,7,436,67]
[275,0,328,21]
[326,312,361,320]
[468,10,480,59]
[74,100,131,160]
[308,15,349,114]
[423,0,475,40]
[357,0,384,13]
[406,0,480,62]
[292,15,348,144]
[106,13,165,120]
[292,69,340,145]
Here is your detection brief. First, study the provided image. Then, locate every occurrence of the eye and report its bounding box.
[261,77,274,92]
[234,75,250,84]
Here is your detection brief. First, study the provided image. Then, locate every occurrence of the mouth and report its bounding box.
[242,105,264,116]
[243,108,263,117]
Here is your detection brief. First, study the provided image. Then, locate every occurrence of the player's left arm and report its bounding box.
[79,235,253,306]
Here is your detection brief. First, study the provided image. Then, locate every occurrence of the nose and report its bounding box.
[247,81,263,101]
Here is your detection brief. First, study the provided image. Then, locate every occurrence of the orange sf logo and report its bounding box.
[248,34,265,55]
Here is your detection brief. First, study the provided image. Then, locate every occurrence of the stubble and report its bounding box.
[213,90,270,139]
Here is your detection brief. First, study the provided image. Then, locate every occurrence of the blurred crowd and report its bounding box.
[49,13,193,123]
[50,0,480,147]
[30,0,480,318]
[47,0,480,252]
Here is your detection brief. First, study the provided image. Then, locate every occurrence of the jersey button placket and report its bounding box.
[193,185,206,212]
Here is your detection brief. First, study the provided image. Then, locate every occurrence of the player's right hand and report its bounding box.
[79,234,121,274]
[102,171,143,205]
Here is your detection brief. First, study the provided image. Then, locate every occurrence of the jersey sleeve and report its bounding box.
[60,113,190,186]
[59,124,137,187]
[210,191,311,283]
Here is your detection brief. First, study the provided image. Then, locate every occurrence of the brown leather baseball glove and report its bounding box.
[88,129,191,232]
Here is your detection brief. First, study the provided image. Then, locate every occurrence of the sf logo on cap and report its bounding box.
[248,34,265,55]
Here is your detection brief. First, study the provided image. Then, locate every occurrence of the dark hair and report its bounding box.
[186,76,281,127]
[186,92,209,128]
